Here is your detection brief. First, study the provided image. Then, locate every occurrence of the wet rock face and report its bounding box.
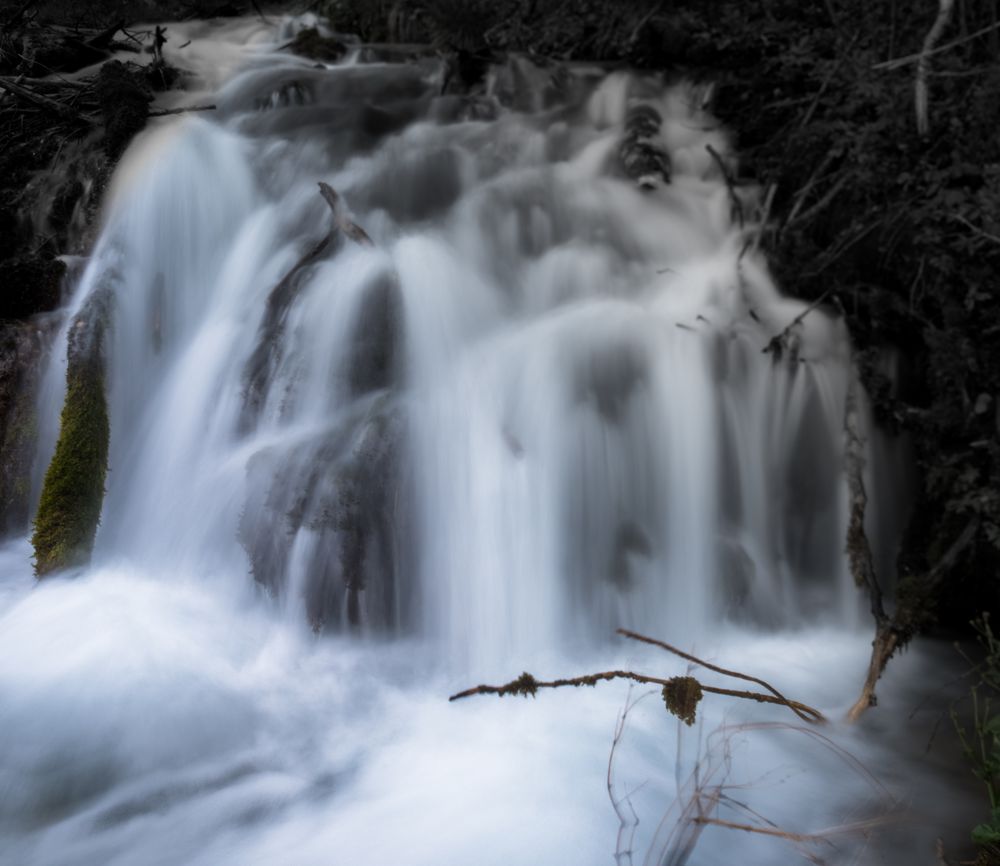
[0,320,50,537]
[346,271,403,397]
[349,147,464,225]
[284,27,349,63]
[572,341,647,424]
[240,399,405,632]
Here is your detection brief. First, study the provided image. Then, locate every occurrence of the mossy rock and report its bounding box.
[31,289,110,577]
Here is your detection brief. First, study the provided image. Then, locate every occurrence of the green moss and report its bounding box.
[31,293,110,577]
[662,676,703,727]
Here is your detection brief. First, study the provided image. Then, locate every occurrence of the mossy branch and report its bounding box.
[449,631,826,725]
[615,628,822,724]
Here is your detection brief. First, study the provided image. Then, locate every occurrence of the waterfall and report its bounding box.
[0,17,975,866]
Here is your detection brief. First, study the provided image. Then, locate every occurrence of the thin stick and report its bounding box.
[763,289,834,359]
[952,212,1000,246]
[751,183,777,254]
[449,668,826,723]
[705,143,744,229]
[691,816,828,844]
[616,629,822,723]
[0,77,95,123]
[872,18,1000,69]
[148,104,217,116]
[787,172,848,229]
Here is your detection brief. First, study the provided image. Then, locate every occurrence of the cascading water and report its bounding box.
[0,15,978,866]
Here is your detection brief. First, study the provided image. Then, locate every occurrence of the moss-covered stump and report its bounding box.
[31,289,111,577]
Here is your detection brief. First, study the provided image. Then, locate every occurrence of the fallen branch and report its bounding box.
[0,76,95,123]
[148,104,217,117]
[450,628,827,725]
[691,816,828,845]
[844,364,980,721]
[88,19,125,50]
[448,670,825,723]
[617,629,823,724]
[240,182,372,427]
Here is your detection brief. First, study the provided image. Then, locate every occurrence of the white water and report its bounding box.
[0,16,979,865]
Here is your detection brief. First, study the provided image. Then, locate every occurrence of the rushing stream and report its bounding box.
[0,15,979,865]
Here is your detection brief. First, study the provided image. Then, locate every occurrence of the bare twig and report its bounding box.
[617,629,824,724]
[847,510,979,722]
[148,104,217,117]
[450,657,827,724]
[691,816,829,844]
[751,183,777,254]
[951,212,1000,246]
[0,77,95,123]
[447,670,825,720]
[705,143,744,229]
[608,688,648,866]
[844,376,886,623]
[873,19,1000,69]
[787,173,849,230]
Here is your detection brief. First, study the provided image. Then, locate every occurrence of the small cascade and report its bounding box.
[48,50,860,654]
[0,18,971,866]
